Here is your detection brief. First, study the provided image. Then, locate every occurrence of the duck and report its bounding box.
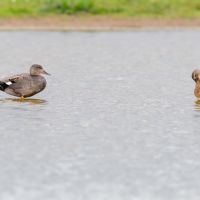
[192,69,200,100]
[0,64,50,99]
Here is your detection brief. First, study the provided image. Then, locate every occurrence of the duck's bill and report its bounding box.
[42,70,51,76]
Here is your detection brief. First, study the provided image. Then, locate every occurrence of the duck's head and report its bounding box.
[30,64,50,76]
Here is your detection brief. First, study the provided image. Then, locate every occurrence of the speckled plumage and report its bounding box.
[0,64,50,98]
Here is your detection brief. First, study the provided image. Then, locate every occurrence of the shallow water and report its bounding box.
[0,30,199,200]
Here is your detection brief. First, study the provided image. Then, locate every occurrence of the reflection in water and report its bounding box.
[194,100,200,111]
[0,98,47,105]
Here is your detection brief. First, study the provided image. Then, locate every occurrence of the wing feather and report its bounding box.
[0,73,28,91]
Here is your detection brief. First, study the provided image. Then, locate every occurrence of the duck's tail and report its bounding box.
[0,81,13,91]
[0,82,9,91]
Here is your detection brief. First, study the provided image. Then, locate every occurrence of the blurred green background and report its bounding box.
[0,0,200,18]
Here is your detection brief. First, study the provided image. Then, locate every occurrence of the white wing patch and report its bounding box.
[6,81,12,85]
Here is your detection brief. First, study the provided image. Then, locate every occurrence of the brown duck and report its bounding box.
[192,69,200,99]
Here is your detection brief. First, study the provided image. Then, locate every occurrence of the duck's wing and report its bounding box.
[0,73,28,91]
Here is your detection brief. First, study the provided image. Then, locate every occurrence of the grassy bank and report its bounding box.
[1,0,200,18]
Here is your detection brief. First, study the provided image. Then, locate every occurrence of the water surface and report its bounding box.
[0,31,199,200]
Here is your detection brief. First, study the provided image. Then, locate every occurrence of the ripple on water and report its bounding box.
[194,100,200,111]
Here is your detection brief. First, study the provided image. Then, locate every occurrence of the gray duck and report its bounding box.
[0,64,50,99]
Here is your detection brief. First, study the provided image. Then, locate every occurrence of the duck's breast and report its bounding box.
[28,75,47,96]
[195,84,200,99]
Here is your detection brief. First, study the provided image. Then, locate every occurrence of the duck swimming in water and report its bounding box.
[192,69,200,100]
[0,64,50,99]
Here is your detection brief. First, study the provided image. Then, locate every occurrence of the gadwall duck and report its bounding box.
[192,69,200,100]
[0,64,50,99]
